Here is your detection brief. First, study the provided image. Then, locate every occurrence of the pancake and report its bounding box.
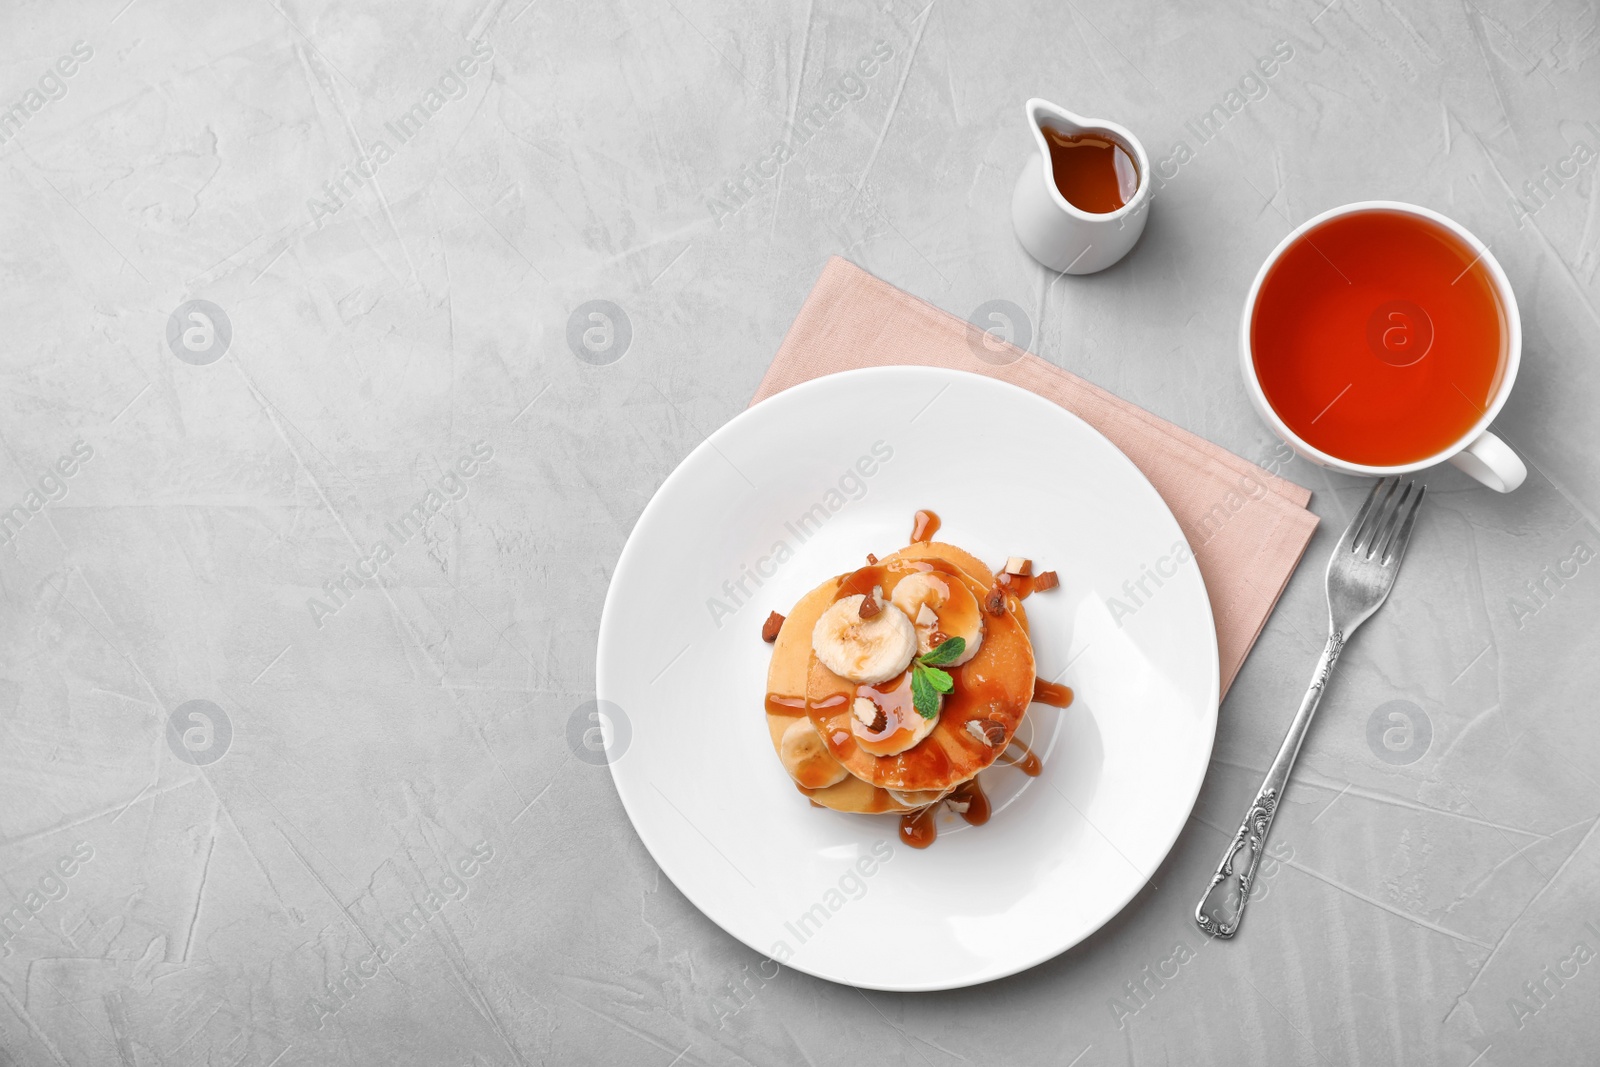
[761,515,1066,847]
[804,554,1035,794]
[763,530,1046,824]
[764,577,911,813]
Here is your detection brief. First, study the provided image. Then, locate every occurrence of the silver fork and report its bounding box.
[1195,477,1426,939]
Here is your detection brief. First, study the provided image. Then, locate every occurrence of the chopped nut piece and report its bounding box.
[945,796,971,814]
[761,611,785,641]
[1004,556,1033,577]
[928,630,949,647]
[967,718,1007,746]
[983,585,1006,616]
[866,553,878,565]
[853,696,887,734]
[1033,570,1060,592]
[916,604,938,627]
[858,588,882,620]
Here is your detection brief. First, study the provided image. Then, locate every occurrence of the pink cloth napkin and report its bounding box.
[750,257,1320,697]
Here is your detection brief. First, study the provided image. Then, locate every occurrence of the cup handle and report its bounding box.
[1448,430,1526,492]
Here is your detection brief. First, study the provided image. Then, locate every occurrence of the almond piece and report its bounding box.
[966,718,1007,747]
[866,552,879,565]
[983,585,1006,617]
[1033,570,1060,592]
[761,611,785,642]
[975,718,1007,746]
[853,696,887,733]
[858,589,882,620]
[1003,556,1033,577]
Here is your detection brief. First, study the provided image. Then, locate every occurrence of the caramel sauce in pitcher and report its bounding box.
[1044,127,1139,214]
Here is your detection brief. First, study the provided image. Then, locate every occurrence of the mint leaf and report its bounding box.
[910,667,939,718]
[909,637,961,718]
[918,636,965,667]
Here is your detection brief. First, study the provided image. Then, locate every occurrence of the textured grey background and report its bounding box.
[1,0,1598,1064]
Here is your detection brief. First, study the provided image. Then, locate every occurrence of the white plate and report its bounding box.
[597,367,1218,991]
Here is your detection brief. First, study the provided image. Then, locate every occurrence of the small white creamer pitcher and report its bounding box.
[1011,98,1152,275]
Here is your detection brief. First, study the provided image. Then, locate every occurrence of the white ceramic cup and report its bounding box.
[1240,200,1527,492]
[1011,98,1151,275]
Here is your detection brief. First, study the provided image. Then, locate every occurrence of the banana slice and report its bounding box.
[779,717,849,789]
[811,595,917,685]
[851,674,939,756]
[889,572,983,664]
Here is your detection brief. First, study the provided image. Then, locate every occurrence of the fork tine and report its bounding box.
[1340,479,1389,553]
[1379,483,1426,565]
[1351,478,1398,555]
[1367,480,1415,559]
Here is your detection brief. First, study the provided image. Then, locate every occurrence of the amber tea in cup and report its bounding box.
[1249,209,1508,467]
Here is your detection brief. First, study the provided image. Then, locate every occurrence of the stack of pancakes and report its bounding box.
[764,541,1036,815]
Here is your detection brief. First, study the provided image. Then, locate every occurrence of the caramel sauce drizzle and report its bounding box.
[899,805,939,848]
[910,509,941,543]
[950,778,991,824]
[765,693,806,716]
[1032,678,1074,708]
[898,777,992,848]
[997,737,1043,777]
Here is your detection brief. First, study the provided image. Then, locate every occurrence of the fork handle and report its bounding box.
[1194,628,1345,938]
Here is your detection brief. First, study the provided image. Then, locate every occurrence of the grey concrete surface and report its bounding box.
[1,0,1598,1064]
